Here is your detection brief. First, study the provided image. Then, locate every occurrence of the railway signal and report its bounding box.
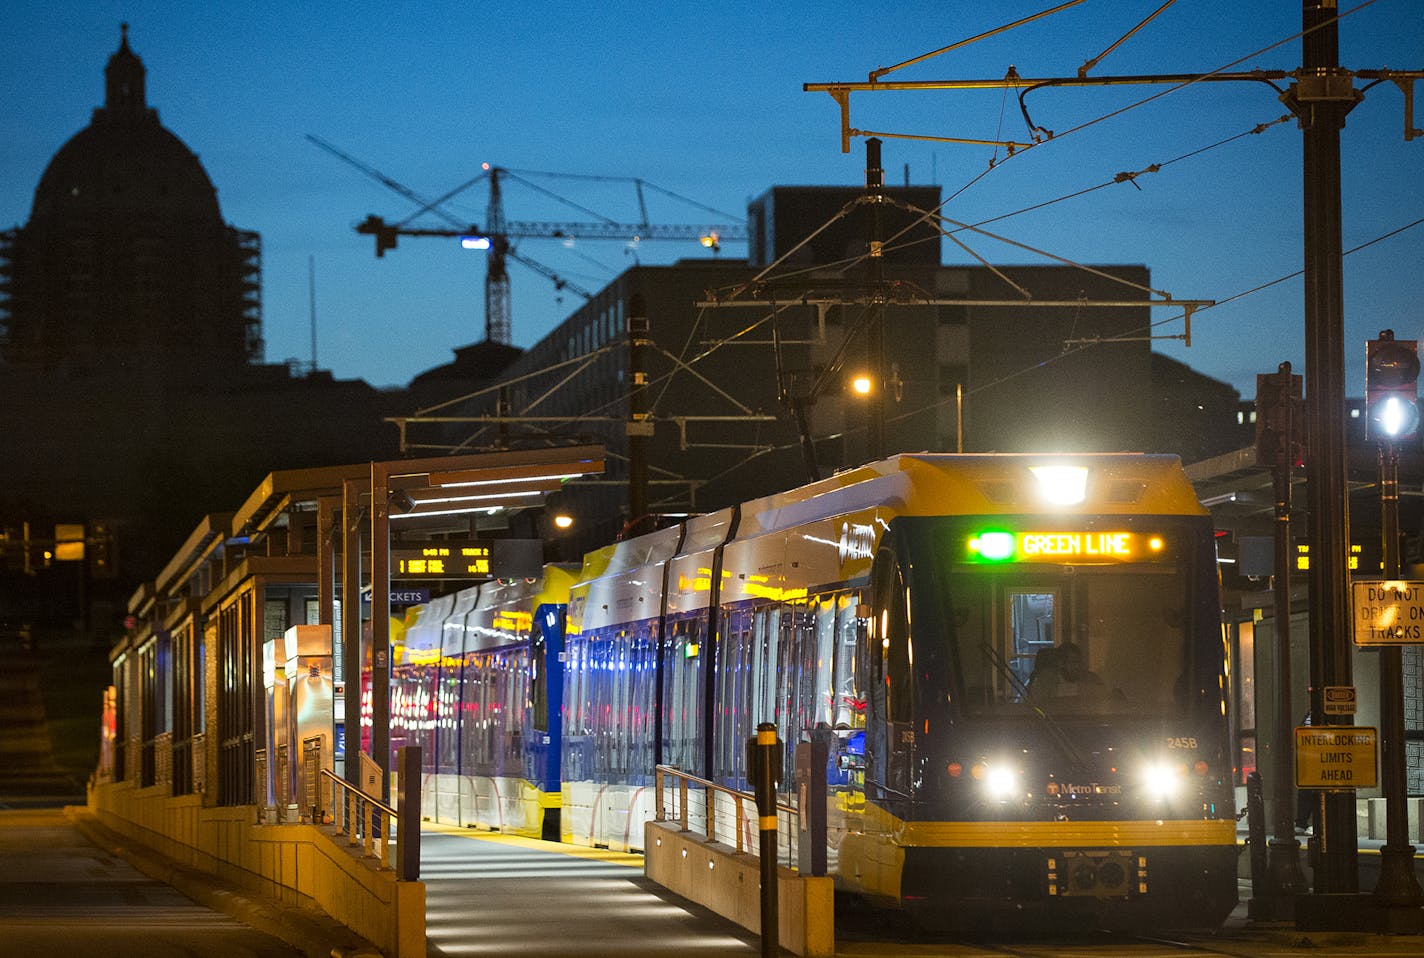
[1254,364,1303,470]
[1365,330,1420,444]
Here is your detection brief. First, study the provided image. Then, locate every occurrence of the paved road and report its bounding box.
[0,808,306,958]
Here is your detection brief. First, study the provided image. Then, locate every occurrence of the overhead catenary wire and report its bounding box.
[824,0,1380,266]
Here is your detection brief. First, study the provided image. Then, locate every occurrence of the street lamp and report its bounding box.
[851,374,873,396]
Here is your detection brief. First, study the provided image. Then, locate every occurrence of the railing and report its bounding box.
[323,767,399,871]
[320,750,424,883]
[654,764,798,866]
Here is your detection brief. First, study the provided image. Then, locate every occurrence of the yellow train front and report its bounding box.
[797,456,1238,931]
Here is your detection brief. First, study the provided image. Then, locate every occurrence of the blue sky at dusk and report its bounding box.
[3,1,1420,397]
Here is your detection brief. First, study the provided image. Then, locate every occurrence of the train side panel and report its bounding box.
[563,527,681,849]
[428,586,478,824]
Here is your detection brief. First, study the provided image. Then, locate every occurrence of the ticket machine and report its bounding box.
[284,624,334,821]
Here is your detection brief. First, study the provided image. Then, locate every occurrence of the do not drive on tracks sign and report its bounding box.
[1352,580,1424,645]
[1295,726,1378,789]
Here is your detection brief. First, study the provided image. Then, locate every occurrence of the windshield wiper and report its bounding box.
[980,642,1088,770]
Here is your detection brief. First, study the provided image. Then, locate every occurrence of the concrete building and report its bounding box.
[401,185,1243,556]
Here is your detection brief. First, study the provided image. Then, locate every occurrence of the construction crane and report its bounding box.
[309,135,748,346]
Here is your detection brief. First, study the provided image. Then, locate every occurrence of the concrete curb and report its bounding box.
[65,806,384,958]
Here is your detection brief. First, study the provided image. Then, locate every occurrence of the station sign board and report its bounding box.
[392,541,492,579]
[1295,726,1378,789]
[1352,580,1424,645]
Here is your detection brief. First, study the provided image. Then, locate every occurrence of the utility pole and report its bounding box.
[865,137,886,461]
[627,293,651,532]
[1254,363,1307,918]
[1288,0,1359,896]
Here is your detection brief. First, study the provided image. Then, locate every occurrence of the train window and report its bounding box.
[954,569,1189,719]
[751,607,778,726]
[833,592,863,729]
[1008,590,1058,695]
[809,598,835,727]
[660,616,703,772]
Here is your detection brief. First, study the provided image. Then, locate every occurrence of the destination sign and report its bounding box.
[1352,580,1424,645]
[1295,726,1378,789]
[967,530,1168,564]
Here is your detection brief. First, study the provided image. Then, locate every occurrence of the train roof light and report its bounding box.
[1030,466,1088,506]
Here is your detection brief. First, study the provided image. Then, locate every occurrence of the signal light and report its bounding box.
[1254,362,1303,469]
[1366,330,1420,443]
[968,531,1015,561]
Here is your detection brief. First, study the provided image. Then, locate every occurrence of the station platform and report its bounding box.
[23,805,1424,958]
[420,823,760,957]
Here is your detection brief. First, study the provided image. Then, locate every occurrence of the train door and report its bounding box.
[864,549,914,803]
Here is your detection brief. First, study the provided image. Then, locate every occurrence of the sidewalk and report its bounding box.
[61,807,382,958]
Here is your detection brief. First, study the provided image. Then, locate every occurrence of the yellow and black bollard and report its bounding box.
[747,722,783,957]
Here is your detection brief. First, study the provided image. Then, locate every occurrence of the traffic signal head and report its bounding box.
[1255,365,1303,469]
[1366,331,1420,443]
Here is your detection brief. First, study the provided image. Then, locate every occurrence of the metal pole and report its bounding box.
[1295,0,1358,894]
[1266,365,1307,910]
[865,137,885,461]
[397,746,422,881]
[628,292,649,530]
[341,478,363,790]
[1373,442,1423,905]
[753,722,781,958]
[371,463,392,800]
[1247,770,1268,901]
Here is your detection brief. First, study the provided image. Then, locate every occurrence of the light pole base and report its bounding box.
[1295,893,1424,933]
[1373,843,1424,908]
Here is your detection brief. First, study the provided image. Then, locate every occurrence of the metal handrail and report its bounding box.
[654,764,795,856]
[321,768,398,869]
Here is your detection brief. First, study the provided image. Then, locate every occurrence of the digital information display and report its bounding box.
[967,530,1168,564]
[392,542,491,579]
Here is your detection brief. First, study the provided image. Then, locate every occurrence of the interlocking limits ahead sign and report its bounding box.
[1295,726,1378,789]
[1352,580,1424,645]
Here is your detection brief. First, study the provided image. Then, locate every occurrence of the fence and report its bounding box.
[321,746,422,881]
[653,764,799,867]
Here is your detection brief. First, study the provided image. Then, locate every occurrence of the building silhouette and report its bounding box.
[1,24,261,382]
[0,27,400,620]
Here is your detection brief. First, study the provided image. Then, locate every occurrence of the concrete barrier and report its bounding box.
[644,818,833,957]
[89,778,424,957]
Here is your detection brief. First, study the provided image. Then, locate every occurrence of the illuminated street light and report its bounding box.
[851,375,872,396]
[553,513,574,530]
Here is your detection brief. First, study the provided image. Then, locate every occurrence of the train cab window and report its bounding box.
[955,568,1189,719]
[1008,591,1057,694]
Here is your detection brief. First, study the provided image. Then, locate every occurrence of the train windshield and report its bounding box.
[936,520,1199,720]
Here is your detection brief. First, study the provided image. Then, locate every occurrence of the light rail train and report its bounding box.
[378,453,1238,930]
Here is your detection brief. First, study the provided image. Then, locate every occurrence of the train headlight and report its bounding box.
[1141,761,1186,801]
[973,761,1022,802]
